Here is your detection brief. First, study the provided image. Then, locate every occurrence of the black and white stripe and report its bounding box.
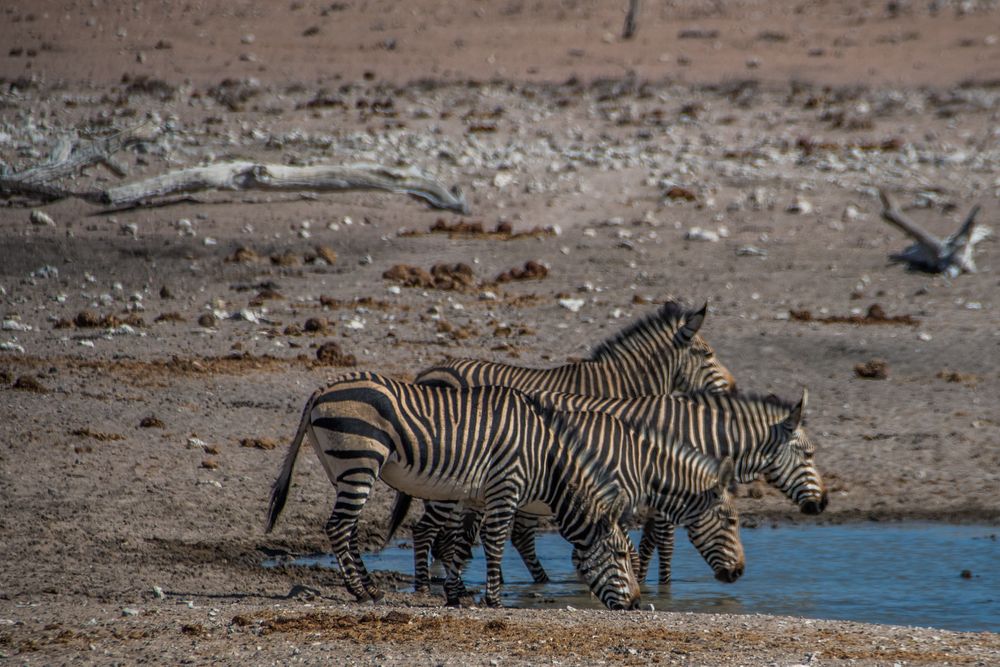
[389,300,735,590]
[265,372,641,609]
[521,389,827,584]
[441,409,746,592]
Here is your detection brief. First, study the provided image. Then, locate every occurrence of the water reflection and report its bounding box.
[265,522,999,632]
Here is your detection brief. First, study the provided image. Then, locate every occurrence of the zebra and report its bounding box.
[511,388,828,585]
[386,299,735,590]
[264,371,641,609]
[439,408,746,597]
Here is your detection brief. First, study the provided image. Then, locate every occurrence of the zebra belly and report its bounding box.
[379,460,482,502]
[517,500,553,517]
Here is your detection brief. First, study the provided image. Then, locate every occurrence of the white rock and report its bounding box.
[233,309,261,323]
[30,210,55,226]
[2,320,32,332]
[346,318,365,330]
[31,265,59,279]
[386,285,401,295]
[121,608,139,617]
[0,341,26,353]
[493,172,515,189]
[917,332,932,341]
[78,340,95,348]
[685,227,719,242]
[152,586,165,599]
[188,437,207,448]
[786,198,813,215]
[558,298,585,313]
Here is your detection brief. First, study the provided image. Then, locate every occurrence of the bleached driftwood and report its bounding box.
[0,125,151,203]
[623,0,641,39]
[101,162,468,213]
[878,189,990,276]
[1,128,469,214]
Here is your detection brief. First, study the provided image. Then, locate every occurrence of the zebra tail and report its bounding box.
[383,492,413,548]
[265,388,321,534]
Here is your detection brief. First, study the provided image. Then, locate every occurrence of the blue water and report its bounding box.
[267,523,999,632]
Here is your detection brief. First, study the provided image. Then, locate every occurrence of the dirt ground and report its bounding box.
[1,1,999,664]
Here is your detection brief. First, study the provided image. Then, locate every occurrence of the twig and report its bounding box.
[623,0,641,39]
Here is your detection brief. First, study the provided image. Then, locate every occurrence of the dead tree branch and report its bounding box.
[623,0,641,39]
[878,188,990,276]
[1,128,469,214]
[100,162,468,213]
[0,125,154,203]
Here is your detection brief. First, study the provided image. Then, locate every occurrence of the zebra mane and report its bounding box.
[587,299,697,362]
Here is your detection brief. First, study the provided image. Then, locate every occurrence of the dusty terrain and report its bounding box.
[1,1,999,664]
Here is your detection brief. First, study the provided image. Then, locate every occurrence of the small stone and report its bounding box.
[197,313,217,328]
[122,608,140,617]
[152,586,166,599]
[685,227,719,242]
[30,210,55,226]
[786,198,814,215]
[558,298,585,313]
[159,285,174,299]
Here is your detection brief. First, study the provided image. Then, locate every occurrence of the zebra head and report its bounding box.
[761,389,829,516]
[682,457,746,583]
[571,495,642,610]
[670,304,736,394]
[589,300,735,395]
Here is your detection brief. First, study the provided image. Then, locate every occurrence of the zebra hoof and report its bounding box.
[445,595,476,608]
[481,596,503,609]
[414,584,431,594]
[531,573,550,585]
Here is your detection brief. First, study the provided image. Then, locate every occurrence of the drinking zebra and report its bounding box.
[439,408,746,598]
[386,299,735,590]
[514,388,828,584]
[265,371,641,609]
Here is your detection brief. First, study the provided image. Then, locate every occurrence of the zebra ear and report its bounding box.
[716,456,736,492]
[676,302,707,346]
[785,389,807,430]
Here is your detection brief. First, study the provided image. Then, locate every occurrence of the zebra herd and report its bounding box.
[265,299,828,609]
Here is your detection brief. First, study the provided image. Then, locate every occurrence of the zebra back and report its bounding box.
[415,299,733,396]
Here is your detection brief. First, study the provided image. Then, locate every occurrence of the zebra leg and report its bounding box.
[479,499,519,608]
[511,513,549,584]
[324,496,383,602]
[412,501,452,593]
[653,516,676,586]
[637,515,658,583]
[441,507,483,605]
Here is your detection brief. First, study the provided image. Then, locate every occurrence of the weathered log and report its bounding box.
[1,127,469,214]
[878,189,989,276]
[100,162,468,213]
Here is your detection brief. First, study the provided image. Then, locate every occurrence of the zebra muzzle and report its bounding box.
[714,564,744,583]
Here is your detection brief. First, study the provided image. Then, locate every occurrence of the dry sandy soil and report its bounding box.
[2,1,999,664]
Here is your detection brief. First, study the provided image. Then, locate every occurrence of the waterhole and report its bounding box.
[265,522,998,631]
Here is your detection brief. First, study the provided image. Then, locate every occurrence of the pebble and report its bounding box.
[0,341,26,353]
[685,227,719,242]
[122,608,139,617]
[30,210,55,226]
[2,320,32,332]
[786,198,814,215]
[558,298,585,313]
